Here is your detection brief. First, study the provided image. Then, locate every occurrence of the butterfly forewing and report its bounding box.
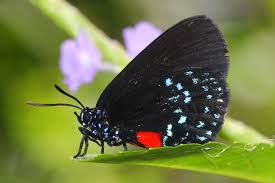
[96,15,229,147]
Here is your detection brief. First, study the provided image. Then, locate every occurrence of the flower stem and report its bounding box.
[29,0,129,68]
[28,0,272,144]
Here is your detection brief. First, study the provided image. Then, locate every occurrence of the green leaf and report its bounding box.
[80,142,275,182]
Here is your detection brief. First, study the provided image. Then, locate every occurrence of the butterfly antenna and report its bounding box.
[26,101,82,110]
[54,84,85,109]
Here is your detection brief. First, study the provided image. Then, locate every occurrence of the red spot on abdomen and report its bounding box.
[136,131,162,148]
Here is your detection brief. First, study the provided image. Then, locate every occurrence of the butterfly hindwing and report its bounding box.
[158,69,229,145]
[96,15,229,146]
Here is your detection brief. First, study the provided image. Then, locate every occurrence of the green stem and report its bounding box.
[28,0,272,145]
[29,0,129,68]
[220,118,272,144]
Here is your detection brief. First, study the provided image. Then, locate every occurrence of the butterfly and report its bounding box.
[27,15,229,158]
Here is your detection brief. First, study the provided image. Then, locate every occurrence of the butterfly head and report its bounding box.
[27,85,109,131]
[76,107,108,128]
[76,108,93,127]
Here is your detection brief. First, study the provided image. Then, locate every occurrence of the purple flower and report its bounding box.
[59,21,162,92]
[60,32,118,92]
[122,21,162,58]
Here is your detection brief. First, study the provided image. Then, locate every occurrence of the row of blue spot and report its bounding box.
[164,77,192,104]
[163,70,223,144]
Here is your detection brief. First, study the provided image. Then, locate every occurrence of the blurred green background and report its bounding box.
[0,0,275,182]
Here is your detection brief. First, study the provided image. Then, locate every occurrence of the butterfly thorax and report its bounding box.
[77,107,126,146]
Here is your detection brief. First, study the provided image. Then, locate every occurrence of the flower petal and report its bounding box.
[60,32,103,92]
[122,21,162,58]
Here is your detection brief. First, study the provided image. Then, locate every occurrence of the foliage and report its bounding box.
[81,142,275,182]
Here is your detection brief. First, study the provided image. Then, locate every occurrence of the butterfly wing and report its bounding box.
[96,15,229,146]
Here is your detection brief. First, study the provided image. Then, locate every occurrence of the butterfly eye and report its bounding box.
[83,112,91,122]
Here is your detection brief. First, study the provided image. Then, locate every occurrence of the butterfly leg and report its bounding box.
[131,140,149,149]
[100,140,105,154]
[80,137,88,157]
[79,127,101,146]
[87,136,101,146]
[73,136,85,158]
[123,142,128,151]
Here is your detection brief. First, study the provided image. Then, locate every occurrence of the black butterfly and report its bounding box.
[28,15,229,158]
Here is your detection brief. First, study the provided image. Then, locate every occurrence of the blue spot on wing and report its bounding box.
[174,108,182,113]
[192,78,199,84]
[176,83,183,90]
[214,114,220,119]
[196,136,207,142]
[203,72,210,76]
[217,87,222,91]
[204,106,210,113]
[206,131,212,136]
[206,95,212,99]
[184,97,191,104]
[165,78,173,87]
[168,95,180,102]
[217,99,224,103]
[185,71,193,76]
[196,121,205,128]
[178,116,187,124]
[202,86,208,92]
[166,124,173,137]
[183,91,190,97]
